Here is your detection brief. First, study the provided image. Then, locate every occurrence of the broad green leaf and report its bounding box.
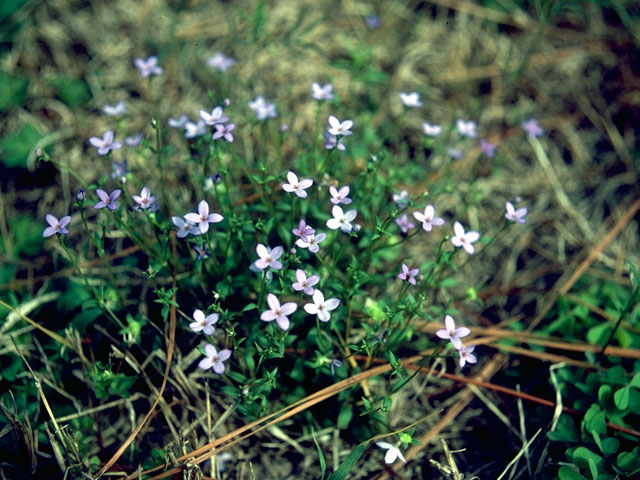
[0,124,41,168]
[616,449,640,474]
[613,385,630,410]
[583,405,606,436]
[572,447,604,475]
[0,72,28,112]
[45,75,92,108]
[558,466,588,480]
[337,404,353,429]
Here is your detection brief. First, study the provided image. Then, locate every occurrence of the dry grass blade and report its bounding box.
[134,355,424,479]
[96,233,178,478]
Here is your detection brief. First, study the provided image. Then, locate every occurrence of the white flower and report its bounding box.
[422,122,442,137]
[456,119,477,138]
[329,185,352,205]
[184,120,207,138]
[172,216,199,238]
[253,244,284,270]
[412,205,445,232]
[399,91,423,108]
[199,106,228,125]
[311,82,334,101]
[206,52,236,72]
[189,309,219,335]
[326,206,357,233]
[292,269,320,296]
[102,100,127,116]
[282,171,313,198]
[295,232,327,253]
[132,186,157,211]
[458,345,477,368]
[435,315,470,350]
[450,221,480,255]
[249,95,277,120]
[327,115,353,136]
[376,442,406,464]
[198,344,232,374]
[184,200,223,234]
[260,293,297,330]
[303,290,340,322]
[505,201,527,224]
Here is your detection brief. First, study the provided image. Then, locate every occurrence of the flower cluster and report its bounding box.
[436,315,476,368]
[173,200,223,238]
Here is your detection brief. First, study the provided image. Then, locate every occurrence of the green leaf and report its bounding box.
[327,443,366,480]
[547,415,578,442]
[613,385,630,410]
[600,437,619,458]
[311,430,326,480]
[597,385,613,410]
[616,449,640,474]
[586,323,611,346]
[0,124,41,168]
[572,447,604,476]
[630,372,640,389]
[0,72,28,112]
[558,466,588,480]
[45,75,92,108]
[583,405,606,436]
[337,404,353,429]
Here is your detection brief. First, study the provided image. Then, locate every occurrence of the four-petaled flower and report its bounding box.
[261,293,297,330]
[456,119,477,138]
[376,442,406,465]
[480,139,496,158]
[292,270,320,295]
[134,56,163,78]
[184,200,223,234]
[249,95,277,120]
[125,133,143,147]
[458,345,477,368]
[292,219,315,242]
[435,315,471,350]
[395,214,415,234]
[172,216,199,238]
[190,309,219,335]
[399,92,423,108]
[521,118,544,138]
[89,130,122,156]
[413,205,445,232]
[102,101,126,116]
[398,263,419,285]
[132,186,158,211]
[329,185,352,205]
[393,189,410,208]
[324,131,346,151]
[207,52,236,72]
[282,171,313,198]
[451,221,480,255]
[43,214,71,237]
[422,122,442,137]
[295,232,326,253]
[311,82,334,101]
[304,290,340,322]
[199,107,229,126]
[94,189,121,211]
[254,244,284,270]
[327,206,357,233]
[213,123,235,142]
[505,201,527,224]
[327,115,353,136]
[168,115,189,128]
[198,344,232,374]
[185,120,207,138]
